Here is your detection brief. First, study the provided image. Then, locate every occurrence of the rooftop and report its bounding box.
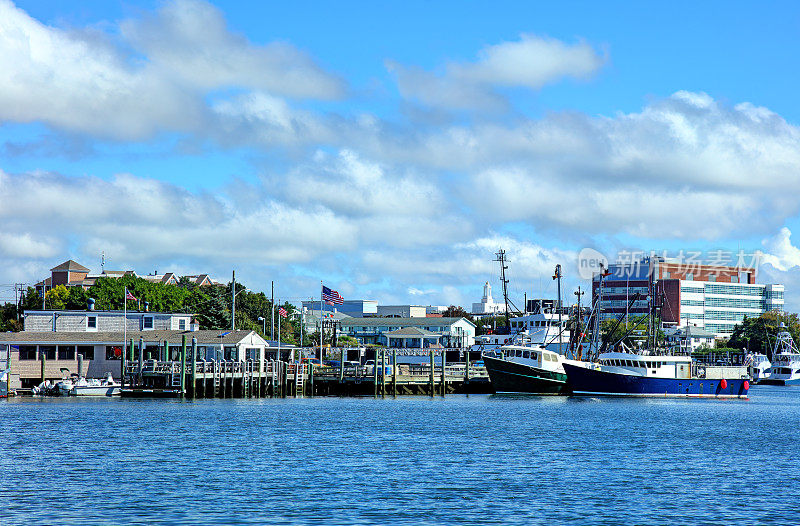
[51,260,90,272]
[340,317,475,328]
[0,329,260,345]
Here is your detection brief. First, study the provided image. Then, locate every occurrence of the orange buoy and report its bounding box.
[720,378,728,390]
[743,380,750,391]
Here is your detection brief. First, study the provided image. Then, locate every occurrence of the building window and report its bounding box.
[77,345,95,360]
[686,273,693,280]
[143,316,154,330]
[106,345,123,360]
[39,346,56,360]
[87,316,97,330]
[179,319,186,330]
[57,345,76,360]
[18,345,37,360]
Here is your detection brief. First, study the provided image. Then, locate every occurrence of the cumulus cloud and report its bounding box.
[120,0,345,99]
[762,227,800,271]
[0,0,343,140]
[0,169,355,266]
[388,34,605,111]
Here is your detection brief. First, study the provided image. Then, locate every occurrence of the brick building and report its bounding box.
[592,256,784,336]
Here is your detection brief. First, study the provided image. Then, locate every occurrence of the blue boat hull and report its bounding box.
[563,363,749,398]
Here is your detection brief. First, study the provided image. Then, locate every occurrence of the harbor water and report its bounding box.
[2,387,800,525]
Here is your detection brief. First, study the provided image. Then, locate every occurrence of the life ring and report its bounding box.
[504,338,509,344]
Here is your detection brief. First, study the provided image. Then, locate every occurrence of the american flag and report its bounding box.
[322,285,344,305]
[125,288,137,301]
[278,307,288,318]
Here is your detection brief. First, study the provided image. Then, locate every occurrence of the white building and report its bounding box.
[677,282,784,335]
[24,310,195,332]
[664,325,717,353]
[376,305,427,318]
[472,282,506,315]
[340,317,476,348]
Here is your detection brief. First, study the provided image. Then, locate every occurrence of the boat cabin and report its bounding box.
[596,352,693,379]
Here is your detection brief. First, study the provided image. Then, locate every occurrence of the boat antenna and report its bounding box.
[495,249,511,334]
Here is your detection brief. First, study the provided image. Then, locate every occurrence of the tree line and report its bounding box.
[0,275,305,344]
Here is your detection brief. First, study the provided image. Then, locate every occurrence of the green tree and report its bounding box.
[45,285,70,310]
[442,305,473,320]
[727,311,800,356]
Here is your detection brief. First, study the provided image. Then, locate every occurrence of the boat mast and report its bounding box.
[574,286,584,359]
[553,264,563,355]
[495,249,511,334]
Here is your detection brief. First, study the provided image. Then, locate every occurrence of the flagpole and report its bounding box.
[123,286,127,385]
[320,281,323,358]
[277,298,281,362]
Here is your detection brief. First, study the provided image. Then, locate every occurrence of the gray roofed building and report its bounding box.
[340,317,475,348]
[0,329,270,391]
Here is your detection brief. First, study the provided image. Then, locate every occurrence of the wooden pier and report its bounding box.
[123,360,491,398]
[120,337,491,398]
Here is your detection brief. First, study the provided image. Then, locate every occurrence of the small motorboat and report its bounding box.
[57,372,121,396]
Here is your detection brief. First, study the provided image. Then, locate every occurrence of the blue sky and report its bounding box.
[1,0,800,309]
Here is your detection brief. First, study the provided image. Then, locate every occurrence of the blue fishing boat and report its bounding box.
[563,352,749,398]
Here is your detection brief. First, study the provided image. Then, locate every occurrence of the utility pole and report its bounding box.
[231,270,235,331]
[270,281,274,341]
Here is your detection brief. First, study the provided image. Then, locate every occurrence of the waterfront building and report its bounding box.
[24,309,194,332]
[471,282,506,315]
[300,309,352,334]
[0,329,269,390]
[664,325,717,353]
[592,256,784,336]
[301,299,377,318]
[376,305,427,318]
[340,317,476,348]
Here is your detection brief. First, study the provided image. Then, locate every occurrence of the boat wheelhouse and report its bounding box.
[471,311,570,355]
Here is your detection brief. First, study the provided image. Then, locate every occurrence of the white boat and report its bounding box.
[57,372,121,396]
[744,353,771,383]
[0,369,8,398]
[472,310,571,355]
[761,324,800,386]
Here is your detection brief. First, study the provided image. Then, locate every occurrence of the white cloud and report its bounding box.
[388,34,605,111]
[0,232,60,259]
[0,0,343,140]
[121,0,344,99]
[0,169,356,267]
[762,227,800,271]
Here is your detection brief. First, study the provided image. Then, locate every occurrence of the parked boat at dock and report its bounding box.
[562,352,750,398]
[57,372,121,396]
[760,324,800,386]
[483,345,569,394]
[745,353,771,383]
